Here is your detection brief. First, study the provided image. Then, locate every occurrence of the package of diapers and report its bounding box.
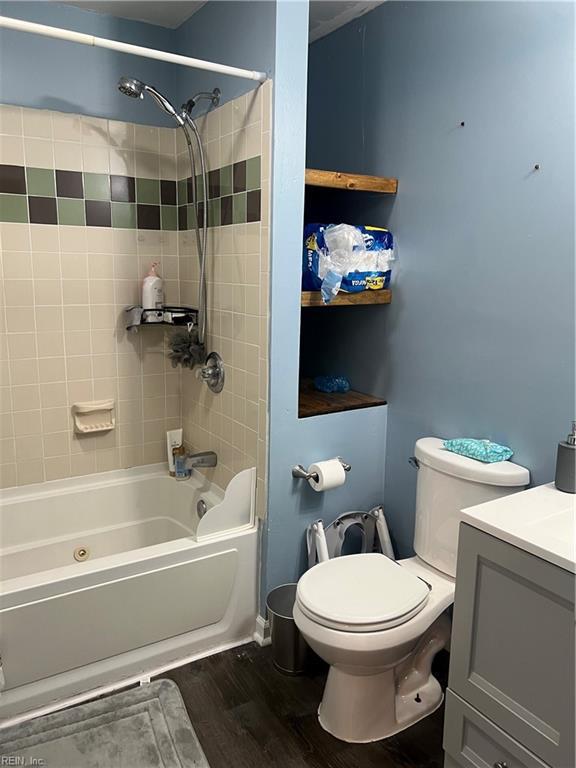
[302,223,394,303]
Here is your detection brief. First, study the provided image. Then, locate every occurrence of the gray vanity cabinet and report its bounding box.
[444,523,575,768]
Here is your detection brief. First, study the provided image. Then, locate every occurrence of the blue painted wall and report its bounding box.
[0,2,177,126]
[175,2,275,110]
[262,0,389,605]
[0,1,275,125]
[307,1,575,557]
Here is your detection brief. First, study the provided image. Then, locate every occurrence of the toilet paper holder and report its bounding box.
[292,457,351,482]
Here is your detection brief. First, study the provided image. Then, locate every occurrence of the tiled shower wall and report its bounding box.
[179,84,271,517]
[0,83,270,506]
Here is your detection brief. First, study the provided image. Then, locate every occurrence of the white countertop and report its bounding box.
[461,483,576,573]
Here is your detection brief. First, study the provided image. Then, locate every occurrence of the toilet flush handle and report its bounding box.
[408,456,420,470]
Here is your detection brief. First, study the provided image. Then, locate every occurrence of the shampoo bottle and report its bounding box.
[142,262,164,322]
[555,422,576,494]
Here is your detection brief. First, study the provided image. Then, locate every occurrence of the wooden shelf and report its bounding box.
[301,290,391,308]
[299,380,387,418]
[305,168,398,194]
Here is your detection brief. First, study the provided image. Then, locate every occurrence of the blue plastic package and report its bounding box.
[303,223,394,298]
[314,376,351,394]
[443,438,513,463]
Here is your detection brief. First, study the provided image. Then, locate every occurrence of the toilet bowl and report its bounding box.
[294,437,530,743]
[294,553,454,742]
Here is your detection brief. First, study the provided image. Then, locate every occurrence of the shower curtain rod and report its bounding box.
[0,15,268,83]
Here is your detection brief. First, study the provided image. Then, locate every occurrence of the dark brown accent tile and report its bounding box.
[55,170,83,199]
[85,200,111,227]
[246,189,261,223]
[208,169,220,199]
[137,204,160,230]
[233,161,246,193]
[110,175,135,203]
[0,165,26,194]
[196,201,205,228]
[186,176,195,204]
[220,195,233,226]
[28,196,57,225]
[160,180,177,206]
[178,205,187,231]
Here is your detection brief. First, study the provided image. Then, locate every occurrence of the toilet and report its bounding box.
[293,437,530,743]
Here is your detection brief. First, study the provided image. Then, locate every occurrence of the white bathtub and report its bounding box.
[0,464,258,723]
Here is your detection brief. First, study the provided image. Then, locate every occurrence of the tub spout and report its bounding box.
[185,450,217,469]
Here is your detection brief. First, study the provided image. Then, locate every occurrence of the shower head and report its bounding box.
[117,77,185,126]
[118,76,144,99]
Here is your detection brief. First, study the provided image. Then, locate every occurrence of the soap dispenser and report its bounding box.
[555,422,576,493]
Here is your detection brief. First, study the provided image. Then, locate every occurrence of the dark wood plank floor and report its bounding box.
[160,643,447,768]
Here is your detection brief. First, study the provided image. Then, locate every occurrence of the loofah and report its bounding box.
[168,328,205,369]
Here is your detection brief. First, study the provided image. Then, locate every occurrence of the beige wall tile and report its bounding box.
[10,358,38,386]
[24,137,54,168]
[2,251,33,279]
[0,135,25,165]
[42,406,70,434]
[53,140,83,171]
[16,459,44,486]
[22,108,53,139]
[12,384,40,414]
[6,308,36,334]
[1,223,31,251]
[1,98,268,489]
[40,382,67,409]
[44,455,71,481]
[0,105,23,136]
[38,357,66,383]
[34,279,62,306]
[52,112,82,142]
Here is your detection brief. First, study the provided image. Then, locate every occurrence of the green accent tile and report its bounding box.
[26,167,55,197]
[136,177,160,204]
[0,194,28,223]
[220,165,233,197]
[111,202,136,229]
[233,192,247,224]
[161,205,177,231]
[83,172,110,201]
[246,156,261,191]
[187,204,197,229]
[177,179,187,206]
[57,198,85,226]
[208,198,221,228]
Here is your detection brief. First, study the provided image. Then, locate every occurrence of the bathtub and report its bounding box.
[0,464,258,723]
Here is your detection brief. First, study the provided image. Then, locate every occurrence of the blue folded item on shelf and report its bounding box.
[443,438,513,463]
[303,223,394,295]
[314,376,351,394]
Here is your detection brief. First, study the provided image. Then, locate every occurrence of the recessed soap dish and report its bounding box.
[72,399,115,434]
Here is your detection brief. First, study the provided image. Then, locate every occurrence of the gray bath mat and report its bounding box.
[0,678,209,768]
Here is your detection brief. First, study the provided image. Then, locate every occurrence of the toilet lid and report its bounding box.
[296,553,430,633]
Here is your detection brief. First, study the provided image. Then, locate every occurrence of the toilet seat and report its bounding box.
[296,553,430,633]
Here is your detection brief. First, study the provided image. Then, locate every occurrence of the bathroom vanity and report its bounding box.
[444,484,575,768]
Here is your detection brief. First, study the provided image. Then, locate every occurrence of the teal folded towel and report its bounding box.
[443,438,513,463]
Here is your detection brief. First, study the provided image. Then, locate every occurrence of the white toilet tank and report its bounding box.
[413,437,530,577]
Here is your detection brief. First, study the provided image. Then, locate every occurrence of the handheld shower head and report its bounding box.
[117,77,185,126]
[118,76,144,99]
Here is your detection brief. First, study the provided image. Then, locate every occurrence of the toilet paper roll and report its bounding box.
[308,459,346,492]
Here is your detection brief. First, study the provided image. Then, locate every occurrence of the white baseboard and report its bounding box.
[253,614,271,647]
